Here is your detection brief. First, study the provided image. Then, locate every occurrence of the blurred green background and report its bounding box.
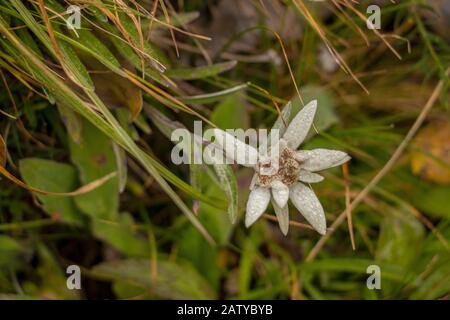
[0,0,449,299]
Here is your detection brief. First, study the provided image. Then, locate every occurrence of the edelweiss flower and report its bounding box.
[213,100,350,235]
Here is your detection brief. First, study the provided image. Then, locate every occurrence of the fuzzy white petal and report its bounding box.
[249,173,258,190]
[271,199,289,235]
[295,149,351,172]
[271,101,292,136]
[282,100,317,149]
[298,169,324,183]
[213,128,258,167]
[270,180,289,208]
[289,182,326,235]
[245,187,270,227]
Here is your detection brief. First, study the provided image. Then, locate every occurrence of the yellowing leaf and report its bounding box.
[90,68,143,119]
[411,121,450,184]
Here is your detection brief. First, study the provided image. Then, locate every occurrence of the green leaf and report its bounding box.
[73,28,120,70]
[19,158,84,226]
[214,164,238,224]
[199,184,234,244]
[210,92,249,130]
[10,0,54,53]
[0,235,24,268]
[175,179,235,289]
[145,106,227,208]
[300,258,406,282]
[92,213,149,257]
[45,0,119,72]
[207,93,245,224]
[25,245,80,299]
[203,150,238,225]
[15,28,42,58]
[410,182,450,219]
[376,210,425,269]
[411,256,450,299]
[147,106,236,223]
[112,142,128,193]
[166,61,237,80]
[55,29,94,90]
[176,226,221,290]
[302,85,339,137]
[238,228,264,297]
[69,119,119,220]
[103,22,170,86]
[91,258,216,299]
[57,103,82,144]
[286,87,338,138]
[11,0,94,90]
[110,12,167,71]
[68,119,149,255]
[0,15,214,244]
[146,106,203,192]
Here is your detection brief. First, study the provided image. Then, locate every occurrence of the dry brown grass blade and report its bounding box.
[342,162,355,250]
[91,0,209,40]
[306,68,450,262]
[159,0,179,57]
[247,83,284,125]
[331,0,369,46]
[410,207,450,252]
[124,69,216,127]
[0,14,214,244]
[145,0,159,41]
[143,13,211,40]
[89,0,164,71]
[37,0,87,90]
[83,0,209,75]
[273,30,304,105]
[263,214,314,230]
[338,0,402,60]
[0,135,6,167]
[164,0,212,65]
[251,26,304,106]
[292,0,369,94]
[118,0,146,75]
[0,164,117,196]
[81,16,157,70]
[152,19,211,40]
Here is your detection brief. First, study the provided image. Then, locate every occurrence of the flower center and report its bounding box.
[256,147,300,187]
